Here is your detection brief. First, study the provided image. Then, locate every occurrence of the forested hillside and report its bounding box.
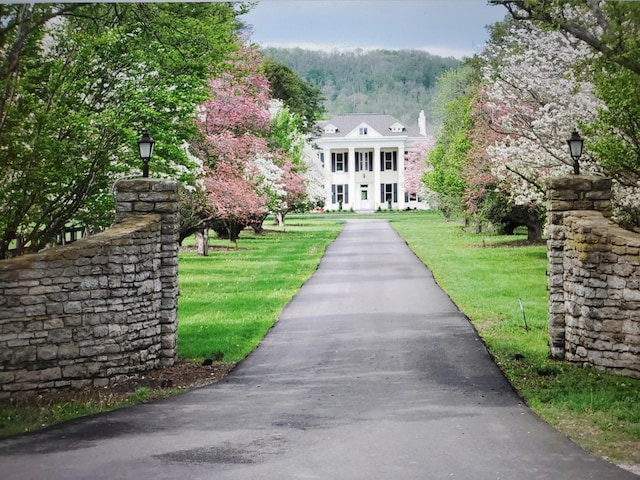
[261,47,460,128]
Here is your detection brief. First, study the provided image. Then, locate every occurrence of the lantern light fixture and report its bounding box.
[566,129,584,175]
[137,131,156,178]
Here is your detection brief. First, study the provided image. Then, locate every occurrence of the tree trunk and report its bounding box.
[527,222,543,242]
[228,220,239,246]
[195,229,208,256]
[275,212,285,227]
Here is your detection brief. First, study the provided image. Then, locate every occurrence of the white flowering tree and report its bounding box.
[492,0,640,227]
[301,141,328,210]
[479,22,603,206]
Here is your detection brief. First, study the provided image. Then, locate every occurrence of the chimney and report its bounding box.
[418,110,427,136]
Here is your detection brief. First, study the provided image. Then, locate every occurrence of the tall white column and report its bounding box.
[324,148,332,208]
[348,147,356,209]
[397,146,406,210]
[373,146,381,210]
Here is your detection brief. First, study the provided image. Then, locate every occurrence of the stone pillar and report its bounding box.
[113,178,180,366]
[545,175,612,358]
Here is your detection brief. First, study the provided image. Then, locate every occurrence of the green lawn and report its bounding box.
[177,219,343,362]
[387,210,640,465]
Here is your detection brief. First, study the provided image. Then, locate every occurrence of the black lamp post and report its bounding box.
[137,131,156,178]
[566,129,584,175]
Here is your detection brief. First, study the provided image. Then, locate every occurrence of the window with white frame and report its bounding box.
[331,184,349,205]
[406,191,418,202]
[380,183,398,204]
[331,152,348,172]
[380,151,397,171]
[356,151,372,172]
[359,127,368,135]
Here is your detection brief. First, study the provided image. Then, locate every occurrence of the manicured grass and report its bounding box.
[387,210,640,465]
[177,219,343,362]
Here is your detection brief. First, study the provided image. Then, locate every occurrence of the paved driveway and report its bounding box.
[0,219,636,479]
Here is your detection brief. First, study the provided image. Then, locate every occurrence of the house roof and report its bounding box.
[317,113,424,139]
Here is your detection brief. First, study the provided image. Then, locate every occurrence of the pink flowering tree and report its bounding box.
[193,44,272,243]
[404,138,435,204]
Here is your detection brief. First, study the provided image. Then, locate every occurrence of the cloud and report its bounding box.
[243,1,504,59]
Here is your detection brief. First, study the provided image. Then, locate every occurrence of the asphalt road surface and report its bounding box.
[1,219,636,480]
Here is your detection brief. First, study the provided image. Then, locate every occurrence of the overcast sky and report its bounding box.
[242,0,508,59]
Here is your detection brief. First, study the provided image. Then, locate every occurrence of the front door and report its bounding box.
[359,184,370,210]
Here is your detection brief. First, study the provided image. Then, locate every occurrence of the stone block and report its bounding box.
[132,201,155,212]
[93,378,109,387]
[64,315,82,327]
[93,325,109,338]
[70,379,92,389]
[117,179,154,192]
[8,338,30,348]
[623,288,640,302]
[15,369,41,383]
[114,203,133,213]
[41,367,62,381]
[622,321,640,336]
[62,364,87,378]
[58,344,80,359]
[37,345,58,361]
[43,318,65,330]
[48,328,72,344]
[161,336,176,349]
[63,301,83,314]
[0,371,16,384]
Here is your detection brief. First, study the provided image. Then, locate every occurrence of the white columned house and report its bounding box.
[315,113,428,212]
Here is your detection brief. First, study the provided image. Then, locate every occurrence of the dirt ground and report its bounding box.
[109,361,238,393]
[9,361,238,410]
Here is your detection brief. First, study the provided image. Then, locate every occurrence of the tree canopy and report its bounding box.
[0,3,244,258]
[263,59,325,135]
[427,1,640,232]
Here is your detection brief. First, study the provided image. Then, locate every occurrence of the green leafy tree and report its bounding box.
[0,3,242,258]
[423,68,474,219]
[263,59,326,135]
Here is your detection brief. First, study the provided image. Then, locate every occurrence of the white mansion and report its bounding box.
[315,112,428,212]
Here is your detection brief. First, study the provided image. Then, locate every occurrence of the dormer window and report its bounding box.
[324,123,338,134]
[359,127,368,135]
[390,122,405,133]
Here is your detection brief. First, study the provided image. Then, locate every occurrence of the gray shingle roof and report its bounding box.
[318,113,424,138]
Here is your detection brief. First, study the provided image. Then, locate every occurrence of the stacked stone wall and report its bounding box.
[547,175,640,378]
[0,179,179,398]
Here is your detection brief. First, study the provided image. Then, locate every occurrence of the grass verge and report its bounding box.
[388,210,640,466]
[0,386,175,438]
[177,219,343,362]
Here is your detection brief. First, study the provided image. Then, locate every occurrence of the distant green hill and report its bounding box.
[261,47,461,128]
